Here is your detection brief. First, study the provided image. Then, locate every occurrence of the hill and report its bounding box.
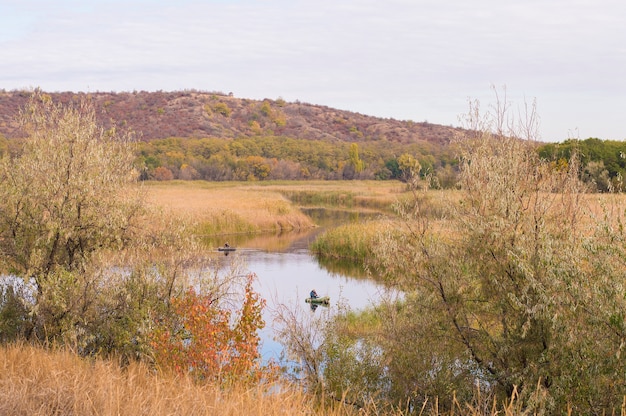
[1,90,622,188]
[0,89,458,145]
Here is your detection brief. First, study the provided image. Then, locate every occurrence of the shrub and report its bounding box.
[149,273,275,385]
[213,102,232,117]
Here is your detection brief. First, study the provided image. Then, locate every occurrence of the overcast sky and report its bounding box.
[1,0,625,141]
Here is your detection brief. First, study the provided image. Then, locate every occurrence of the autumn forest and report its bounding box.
[1,89,624,191]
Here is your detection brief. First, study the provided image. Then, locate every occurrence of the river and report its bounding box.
[206,211,388,363]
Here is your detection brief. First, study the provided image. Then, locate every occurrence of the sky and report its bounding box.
[1,0,625,142]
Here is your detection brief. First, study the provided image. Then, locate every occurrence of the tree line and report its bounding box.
[135,135,457,187]
[134,134,626,192]
[538,137,626,191]
[1,101,624,191]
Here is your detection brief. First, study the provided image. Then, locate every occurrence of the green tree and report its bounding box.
[384,158,401,179]
[537,138,626,192]
[0,92,142,285]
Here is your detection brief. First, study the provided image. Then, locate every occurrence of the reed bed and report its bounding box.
[310,220,388,261]
[263,180,406,212]
[143,180,412,237]
[144,181,315,236]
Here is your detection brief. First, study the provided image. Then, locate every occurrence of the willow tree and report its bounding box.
[0,92,144,342]
[342,142,365,179]
[365,91,626,412]
[397,152,421,185]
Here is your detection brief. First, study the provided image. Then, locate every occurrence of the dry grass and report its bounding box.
[0,344,577,416]
[143,180,409,236]
[262,180,407,212]
[144,179,626,249]
[143,180,316,236]
[0,343,432,416]
[0,343,323,416]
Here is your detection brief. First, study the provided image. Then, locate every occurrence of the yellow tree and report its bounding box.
[397,153,421,184]
[245,155,271,180]
[348,143,364,174]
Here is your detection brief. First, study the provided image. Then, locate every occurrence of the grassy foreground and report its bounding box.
[0,344,564,416]
[0,343,322,416]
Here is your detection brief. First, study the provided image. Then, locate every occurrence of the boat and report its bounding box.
[305,296,330,305]
[217,247,236,252]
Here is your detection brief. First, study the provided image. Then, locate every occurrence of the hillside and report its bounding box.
[0,89,458,145]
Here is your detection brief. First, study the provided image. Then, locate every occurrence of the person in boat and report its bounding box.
[224,242,230,248]
[310,289,318,299]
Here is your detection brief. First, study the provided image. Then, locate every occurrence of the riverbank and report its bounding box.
[0,342,537,416]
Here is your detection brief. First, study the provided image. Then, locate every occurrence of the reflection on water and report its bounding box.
[300,207,381,227]
[308,302,328,312]
[316,255,370,279]
[201,227,324,254]
[211,246,385,364]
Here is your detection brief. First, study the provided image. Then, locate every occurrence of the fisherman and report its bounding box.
[224,242,230,248]
[310,289,318,299]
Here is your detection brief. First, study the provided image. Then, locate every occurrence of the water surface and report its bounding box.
[210,211,387,363]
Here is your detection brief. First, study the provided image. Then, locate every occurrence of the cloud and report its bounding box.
[1,0,625,140]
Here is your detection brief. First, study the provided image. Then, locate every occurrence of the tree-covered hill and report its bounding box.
[1,90,623,189]
[0,89,457,145]
[0,89,461,183]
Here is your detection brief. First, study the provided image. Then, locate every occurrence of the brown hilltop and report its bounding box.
[0,89,458,145]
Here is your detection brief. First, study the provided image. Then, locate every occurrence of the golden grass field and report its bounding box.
[0,343,546,416]
[143,180,409,236]
[143,180,626,243]
[0,343,328,416]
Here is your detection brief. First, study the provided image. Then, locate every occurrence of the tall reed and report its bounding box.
[310,220,386,261]
[0,337,594,414]
[144,181,315,236]
[0,343,315,416]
